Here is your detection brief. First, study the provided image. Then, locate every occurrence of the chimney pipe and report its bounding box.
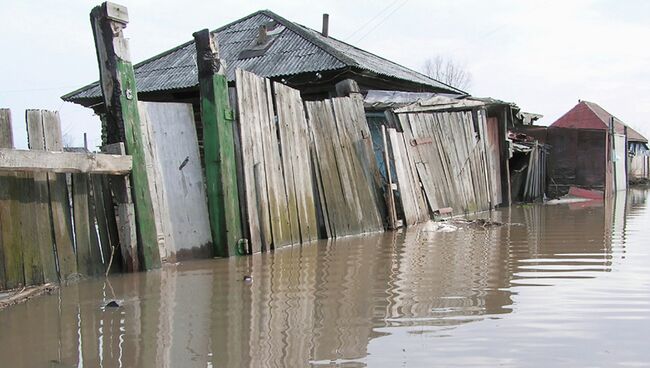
[322,13,329,37]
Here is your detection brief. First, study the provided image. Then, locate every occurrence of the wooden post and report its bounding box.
[90,2,160,269]
[193,29,243,257]
[103,142,139,272]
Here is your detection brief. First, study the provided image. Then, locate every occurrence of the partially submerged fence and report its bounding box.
[0,109,133,291]
[390,107,501,216]
[234,70,384,252]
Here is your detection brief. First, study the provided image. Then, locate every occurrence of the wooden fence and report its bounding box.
[392,108,498,216]
[234,70,384,252]
[0,108,132,291]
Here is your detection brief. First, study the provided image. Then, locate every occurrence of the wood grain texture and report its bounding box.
[138,101,213,260]
[91,3,160,269]
[306,98,383,237]
[73,174,103,276]
[273,82,318,243]
[25,110,55,283]
[397,109,495,215]
[0,148,132,174]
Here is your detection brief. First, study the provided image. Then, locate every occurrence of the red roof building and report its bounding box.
[550,100,647,143]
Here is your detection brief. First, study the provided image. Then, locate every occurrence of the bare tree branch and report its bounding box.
[422,56,472,91]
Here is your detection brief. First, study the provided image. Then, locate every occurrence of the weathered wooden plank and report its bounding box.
[91,175,112,268]
[102,143,138,271]
[261,78,293,248]
[274,82,318,243]
[139,101,214,260]
[0,148,132,174]
[0,108,13,149]
[382,126,398,229]
[138,101,173,261]
[25,109,57,283]
[236,69,272,252]
[400,131,429,223]
[305,100,348,237]
[91,2,160,269]
[388,128,417,226]
[229,86,250,252]
[0,109,17,290]
[73,174,102,276]
[0,173,24,289]
[331,97,384,232]
[274,83,302,245]
[40,110,76,279]
[193,29,243,257]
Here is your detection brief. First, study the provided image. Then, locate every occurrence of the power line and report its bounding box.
[349,0,410,44]
[343,0,402,41]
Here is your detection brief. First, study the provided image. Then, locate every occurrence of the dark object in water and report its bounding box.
[243,275,253,283]
[105,300,120,308]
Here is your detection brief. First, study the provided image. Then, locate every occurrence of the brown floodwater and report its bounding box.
[1,189,650,367]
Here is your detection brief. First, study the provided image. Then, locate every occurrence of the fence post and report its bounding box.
[193,29,243,257]
[90,2,160,269]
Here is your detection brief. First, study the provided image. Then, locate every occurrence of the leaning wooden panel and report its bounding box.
[236,69,272,252]
[305,100,348,237]
[331,97,383,232]
[388,129,418,226]
[274,82,318,243]
[139,101,214,260]
[261,78,294,248]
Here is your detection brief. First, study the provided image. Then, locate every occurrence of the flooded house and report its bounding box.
[62,9,464,145]
[545,100,647,197]
[60,9,538,236]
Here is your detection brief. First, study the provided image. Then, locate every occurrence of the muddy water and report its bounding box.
[1,189,650,367]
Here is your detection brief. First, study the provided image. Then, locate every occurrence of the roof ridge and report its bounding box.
[62,11,269,101]
[259,10,359,68]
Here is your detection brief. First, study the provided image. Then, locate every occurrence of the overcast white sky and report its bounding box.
[1,0,649,149]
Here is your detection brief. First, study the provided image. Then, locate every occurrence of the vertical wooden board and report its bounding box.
[305,100,346,237]
[310,144,331,239]
[276,84,304,244]
[40,110,76,279]
[327,100,364,234]
[261,79,293,248]
[50,174,77,279]
[73,174,101,276]
[331,98,383,232]
[274,82,318,243]
[138,103,171,260]
[92,175,112,266]
[399,131,429,222]
[140,102,214,260]
[0,110,13,289]
[26,109,57,283]
[236,69,271,252]
[1,173,25,289]
[230,87,251,248]
[485,114,502,206]
[388,129,417,226]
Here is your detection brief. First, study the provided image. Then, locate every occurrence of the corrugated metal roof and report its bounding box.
[551,101,647,143]
[63,10,462,103]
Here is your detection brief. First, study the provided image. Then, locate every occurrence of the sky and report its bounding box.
[1,0,649,149]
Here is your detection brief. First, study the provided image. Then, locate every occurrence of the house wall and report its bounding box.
[547,127,607,197]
